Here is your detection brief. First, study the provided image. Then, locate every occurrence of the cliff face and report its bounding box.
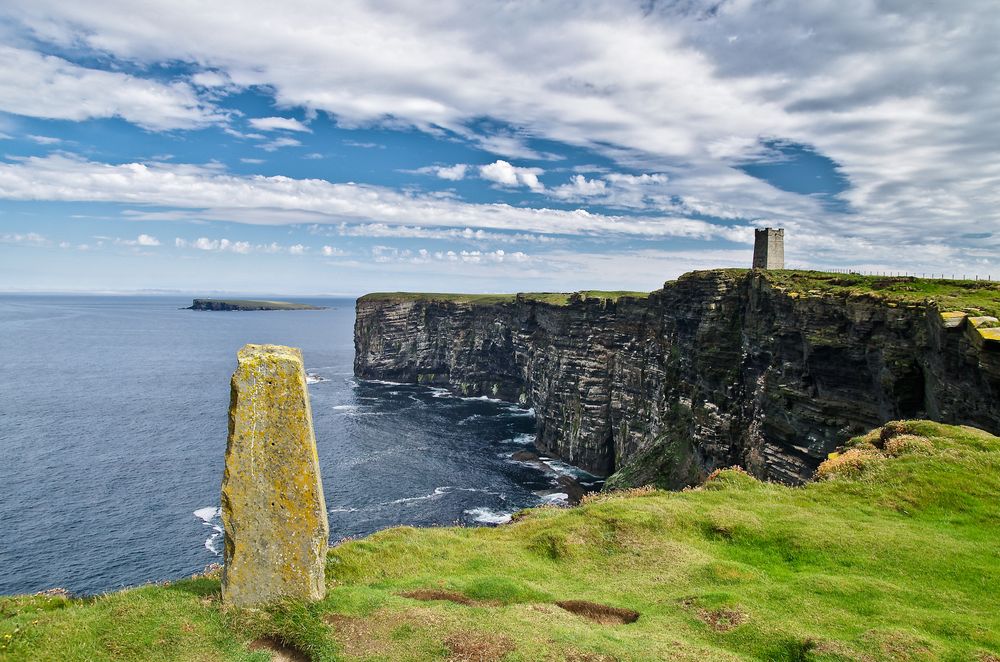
[354,271,1000,487]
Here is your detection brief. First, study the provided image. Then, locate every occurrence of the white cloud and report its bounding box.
[373,245,527,265]
[479,160,544,191]
[27,134,62,145]
[240,157,265,164]
[335,222,553,244]
[321,244,345,256]
[415,163,468,181]
[175,235,302,255]
[116,233,161,246]
[194,237,220,250]
[1,232,47,245]
[549,174,607,199]
[257,136,301,151]
[2,1,996,252]
[190,70,234,90]
[248,116,311,132]
[343,140,383,149]
[0,154,751,240]
[548,172,672,209]
[0,46,224,131]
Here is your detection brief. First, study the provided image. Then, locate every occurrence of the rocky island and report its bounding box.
[355,269,1000,489]
[188,298,326,311]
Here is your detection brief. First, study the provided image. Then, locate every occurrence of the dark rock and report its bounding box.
[511,450,540,461]
[354,271,1000,488]
[556,475,587,505]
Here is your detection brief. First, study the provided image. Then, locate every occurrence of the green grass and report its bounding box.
[360,269,1000,317]
[3,420,999,660]
[757,270,1000,318]
[357,290,648,306]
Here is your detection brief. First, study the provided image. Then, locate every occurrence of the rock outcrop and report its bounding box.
[355,271,1000,488]
[222,344,329,607]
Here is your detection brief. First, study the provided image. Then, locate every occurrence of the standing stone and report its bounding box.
[221,344,329,607]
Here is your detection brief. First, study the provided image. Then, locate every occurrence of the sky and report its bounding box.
[0,0,997,295]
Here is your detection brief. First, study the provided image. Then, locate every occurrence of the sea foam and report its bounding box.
[464,507,513,524]
[194,507,223,556]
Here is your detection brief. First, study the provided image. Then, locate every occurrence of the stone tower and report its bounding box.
[752,228,784,270]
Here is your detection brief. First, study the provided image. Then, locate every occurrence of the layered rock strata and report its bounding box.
[222,344,329,607]
[355,271,1000,487]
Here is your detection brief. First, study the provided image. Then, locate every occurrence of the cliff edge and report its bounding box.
[354,269,1000,488]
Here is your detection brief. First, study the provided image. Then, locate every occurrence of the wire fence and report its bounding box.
[823,269,993,281]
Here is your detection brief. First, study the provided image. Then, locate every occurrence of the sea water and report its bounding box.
[0,295,598,595]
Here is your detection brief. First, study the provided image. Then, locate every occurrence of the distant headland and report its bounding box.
[187,298,326,311]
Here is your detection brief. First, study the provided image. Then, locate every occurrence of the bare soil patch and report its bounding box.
[680,598,748,632]
[401,588,476,605]
[695,607,748,632]
[444,631,516,661]
[248,637,308,662]
[555,600,639,625]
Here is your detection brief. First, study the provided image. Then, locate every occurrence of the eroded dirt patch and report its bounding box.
[555,600,639,625]
[696,607,748,632]
[248,636,308,662]
[444,631,516,661]
[401,589,476,605]
[680,598,748,632]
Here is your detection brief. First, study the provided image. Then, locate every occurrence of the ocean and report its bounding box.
[0,295,597,595]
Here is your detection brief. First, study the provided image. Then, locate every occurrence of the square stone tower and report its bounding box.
[752,227,784,270]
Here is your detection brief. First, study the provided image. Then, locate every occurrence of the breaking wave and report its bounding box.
[194,507,223,557]
[464,507,514,524]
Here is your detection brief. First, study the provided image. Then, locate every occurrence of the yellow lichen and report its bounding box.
[221,344,329,607]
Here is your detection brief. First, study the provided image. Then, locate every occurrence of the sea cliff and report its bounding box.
[354,270,1000,487]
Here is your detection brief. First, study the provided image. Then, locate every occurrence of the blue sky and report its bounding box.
[1,1,997,294]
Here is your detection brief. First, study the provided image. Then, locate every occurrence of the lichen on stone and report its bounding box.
[221,344,329,607]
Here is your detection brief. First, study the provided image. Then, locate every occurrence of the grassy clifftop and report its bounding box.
[358,270,1000,317]
[3,420,999,660]
[357,290,649,306]
[759,270,1000,318]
